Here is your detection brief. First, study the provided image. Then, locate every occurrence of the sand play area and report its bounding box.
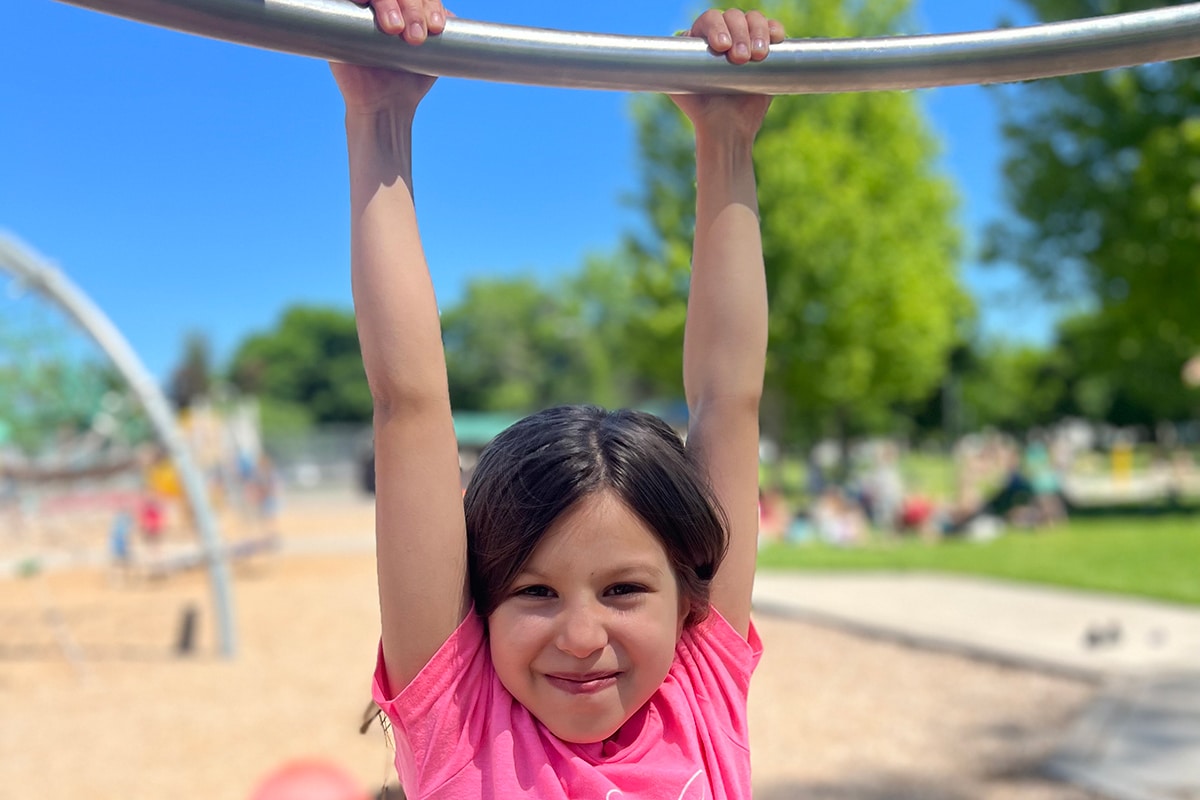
[1,488,1101,799]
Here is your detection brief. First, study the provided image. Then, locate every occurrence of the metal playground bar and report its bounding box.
[55,0,1200,94]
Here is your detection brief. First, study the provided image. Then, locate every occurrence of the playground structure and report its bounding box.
[0,3,1195,796]
[0,233,237,657]
[56,0,1200,93]
[10,0,1196,661]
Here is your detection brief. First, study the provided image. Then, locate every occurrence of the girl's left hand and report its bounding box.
[669,9,787,137]
[692,8,785,66]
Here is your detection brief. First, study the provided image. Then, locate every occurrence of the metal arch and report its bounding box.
[55,0,1200,94]
[0,232,238,658]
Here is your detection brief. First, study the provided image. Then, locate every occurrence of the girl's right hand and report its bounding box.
[355,0,447,44]
[330,62,437,114]
[331,0,448,112]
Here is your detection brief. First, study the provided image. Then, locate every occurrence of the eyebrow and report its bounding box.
[516,563,667,582]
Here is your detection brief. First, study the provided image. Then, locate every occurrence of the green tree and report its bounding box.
[442,256,638,412]
[556,255,643,405]
[990,0,1200,425]
[959,341,1067,432]
[623,0,969,451]
[442,276,563,412]
[1054,311,1198,426]
[0,283,157,456]
[168,331,213,410]
[0,312,129,455]
[229,305,371,424]
[0,360,121,454]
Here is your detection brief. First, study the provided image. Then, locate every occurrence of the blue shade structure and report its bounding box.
[55,0,1200,94]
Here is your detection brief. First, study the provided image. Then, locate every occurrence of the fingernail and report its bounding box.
[431,11,444,26]
[717,33,732,48]
[735,43,750,59]
[411,22,424,38]
[387,10,402,29]
[754,38,766,51]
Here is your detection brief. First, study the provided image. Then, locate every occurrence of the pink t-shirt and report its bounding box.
[372,609,763,799]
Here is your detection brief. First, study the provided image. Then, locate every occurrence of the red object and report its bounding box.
[138,497,165,538]
[247,759,369,800]
[900,495,935,529]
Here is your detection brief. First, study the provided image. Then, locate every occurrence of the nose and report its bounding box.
[555,601,608,659]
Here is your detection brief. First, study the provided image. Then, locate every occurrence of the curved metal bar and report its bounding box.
[0,232,238,658]
[57,0,1200,93]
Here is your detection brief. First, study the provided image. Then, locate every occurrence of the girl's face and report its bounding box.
[487,490,687,744]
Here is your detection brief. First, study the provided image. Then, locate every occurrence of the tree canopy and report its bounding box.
[168,331,213,410]
[622,0,969,445]
[223,0,982,444]
[0,308,134,456]
[990,0,1200,424]
[441,257,639,413]
[228,305,371,425]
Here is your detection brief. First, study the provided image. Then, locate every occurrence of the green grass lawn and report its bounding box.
[757,514,1200,606]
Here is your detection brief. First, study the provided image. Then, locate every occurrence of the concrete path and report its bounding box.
[752,572,1200,800]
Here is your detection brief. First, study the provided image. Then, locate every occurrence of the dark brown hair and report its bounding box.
[464,405,728,627]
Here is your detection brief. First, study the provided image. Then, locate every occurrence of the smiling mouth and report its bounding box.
[545,672,620,695]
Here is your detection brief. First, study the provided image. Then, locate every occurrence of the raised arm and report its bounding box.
[331,24,469,691]
[673,10,785,639]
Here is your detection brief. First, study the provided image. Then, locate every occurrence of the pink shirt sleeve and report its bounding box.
[662,610,763,795]
[371,611,496,794]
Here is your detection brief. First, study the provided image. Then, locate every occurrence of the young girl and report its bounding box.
[333,5,785,796]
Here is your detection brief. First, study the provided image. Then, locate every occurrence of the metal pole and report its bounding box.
[55,0,1200,93]
[0,232,238,658]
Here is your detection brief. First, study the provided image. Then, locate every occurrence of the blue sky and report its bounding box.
[3,0,1044,384]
